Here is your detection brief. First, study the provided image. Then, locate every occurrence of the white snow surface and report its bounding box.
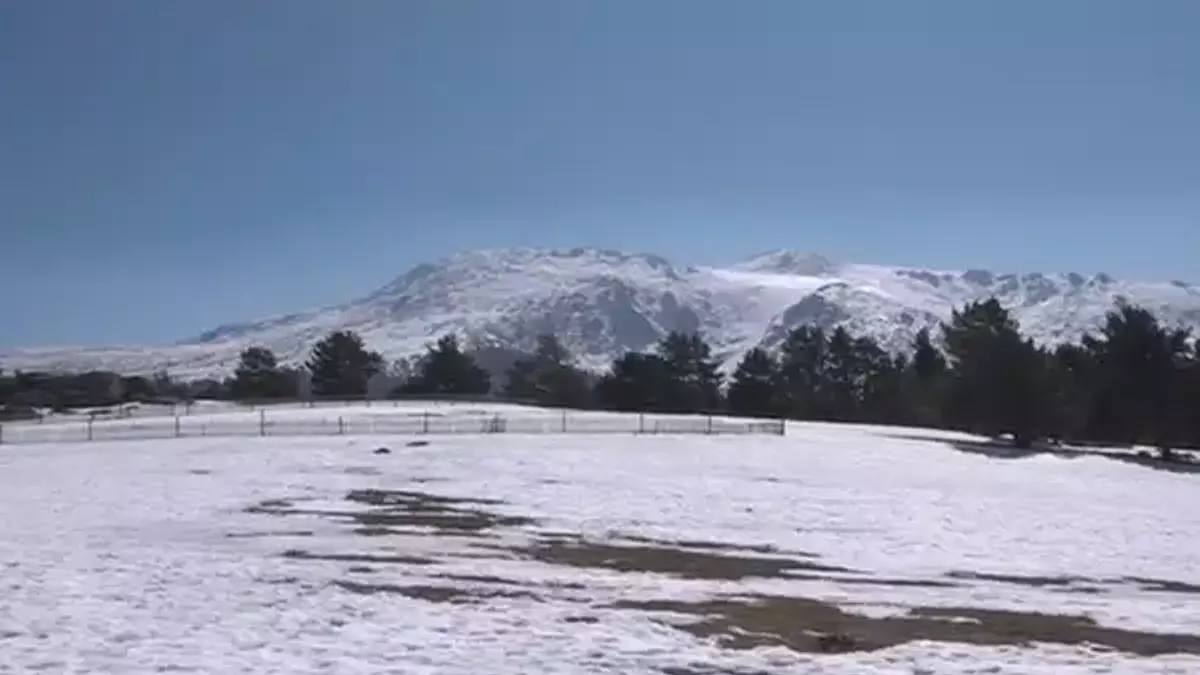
[3,247,1199,379]
[1,405,1198,674]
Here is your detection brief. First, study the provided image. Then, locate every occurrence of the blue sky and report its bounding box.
[2,0,1198,348]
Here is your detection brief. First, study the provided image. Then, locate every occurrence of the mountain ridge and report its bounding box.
[4,247,1199,379]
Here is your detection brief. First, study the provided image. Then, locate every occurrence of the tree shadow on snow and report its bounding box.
[883,432,1200,476]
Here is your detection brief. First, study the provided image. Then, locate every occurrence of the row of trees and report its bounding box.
[3,300,1198,451]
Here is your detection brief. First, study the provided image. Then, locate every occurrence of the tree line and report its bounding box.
[3,300,1198,453]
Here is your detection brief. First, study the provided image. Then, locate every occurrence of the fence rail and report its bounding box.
[0,409,786,445]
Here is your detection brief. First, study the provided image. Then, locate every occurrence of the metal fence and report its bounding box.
[0,409,786,445]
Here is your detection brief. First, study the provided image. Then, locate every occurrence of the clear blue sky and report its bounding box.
[2,0,1197,348]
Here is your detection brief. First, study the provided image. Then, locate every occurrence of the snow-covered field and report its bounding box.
[1,406,1198,674]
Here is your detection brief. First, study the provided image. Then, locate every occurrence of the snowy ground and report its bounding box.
[1,408,1198,674]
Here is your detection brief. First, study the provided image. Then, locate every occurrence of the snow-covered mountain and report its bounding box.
[4,247,1199,379]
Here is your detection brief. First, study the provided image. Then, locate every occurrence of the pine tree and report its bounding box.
[851,335,906,423]
[1044,343,1094,443]
[654,331,723,412]
[726,347,781,417]
[230,346,295,400]
[1083,303,1191,450]
[911,327,947,381]
[401,334,491,396]
[0,369,14,406]
[594,352,671,411]
[503,334,591,407]
[305,331,385,398]
[942,299,1049,447]
[904,327,948,427]
[822,327,859,420]
[1185,341,1200,449]
[776,326,827,419]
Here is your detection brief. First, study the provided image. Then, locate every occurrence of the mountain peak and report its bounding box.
[735,250,839,276]
[4,247,1199,380]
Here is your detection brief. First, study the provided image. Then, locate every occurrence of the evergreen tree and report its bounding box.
[0,369,13,406]
[305,330,384,398]
[654,331,723,412]
[911,327,947,380]
[1083,303,1191,450]
[942,299,1050,447]
[503,334,591,407]
[776,326,828,419]
[1185,341,1200,449]
[726,347,782,417]
[151,369,184,400]
[903,327,948,427]
[821,327,860,420]
[187,378,229,401]
[852,336,907,423]
[1044,343,1094,443]
[120,375,157,402]
[230,346,295,400]
[594,352,672,411]
[401,334,491,396]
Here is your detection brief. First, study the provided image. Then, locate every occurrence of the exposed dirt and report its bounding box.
[334,580,541,604]
[1125,576,1200,595]
[660,668,774,675]
[246,488,537,536]
[511,534,858,582]
[946,570,1092,587]
[281,549,437,566]
[244,483,1200,657]
[225,530,315,539]
[616,533,801,557]
[610,594,1200,656]
[947,570,1200,595]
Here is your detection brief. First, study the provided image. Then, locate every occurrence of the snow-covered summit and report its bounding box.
[734,250,840,276]
[3,247,1198,379]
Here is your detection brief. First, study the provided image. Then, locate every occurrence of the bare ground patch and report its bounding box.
[947,570,1200,596]
[1126,576,1200,594]
[245,488,538,536]
[281,548,437,566]
[609,594,1200,656]
[511,535,860,581]
[616,533,799,557]
[241,483,1199,656]
[661,668,774,675]
[225,529,315,539]
[334,580,542,604]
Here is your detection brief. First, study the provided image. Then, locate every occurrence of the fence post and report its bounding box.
[422,411,429,434]
[706,414,713,435]
[174,415,181,438]
[259,410,266,437]
[0,423,4,445]
[87,418,93,441]
[338,416,345,435]
[638,413,645,434]
[561,408,567,433]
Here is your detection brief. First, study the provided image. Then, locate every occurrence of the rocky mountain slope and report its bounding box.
[4,248,1199,379]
